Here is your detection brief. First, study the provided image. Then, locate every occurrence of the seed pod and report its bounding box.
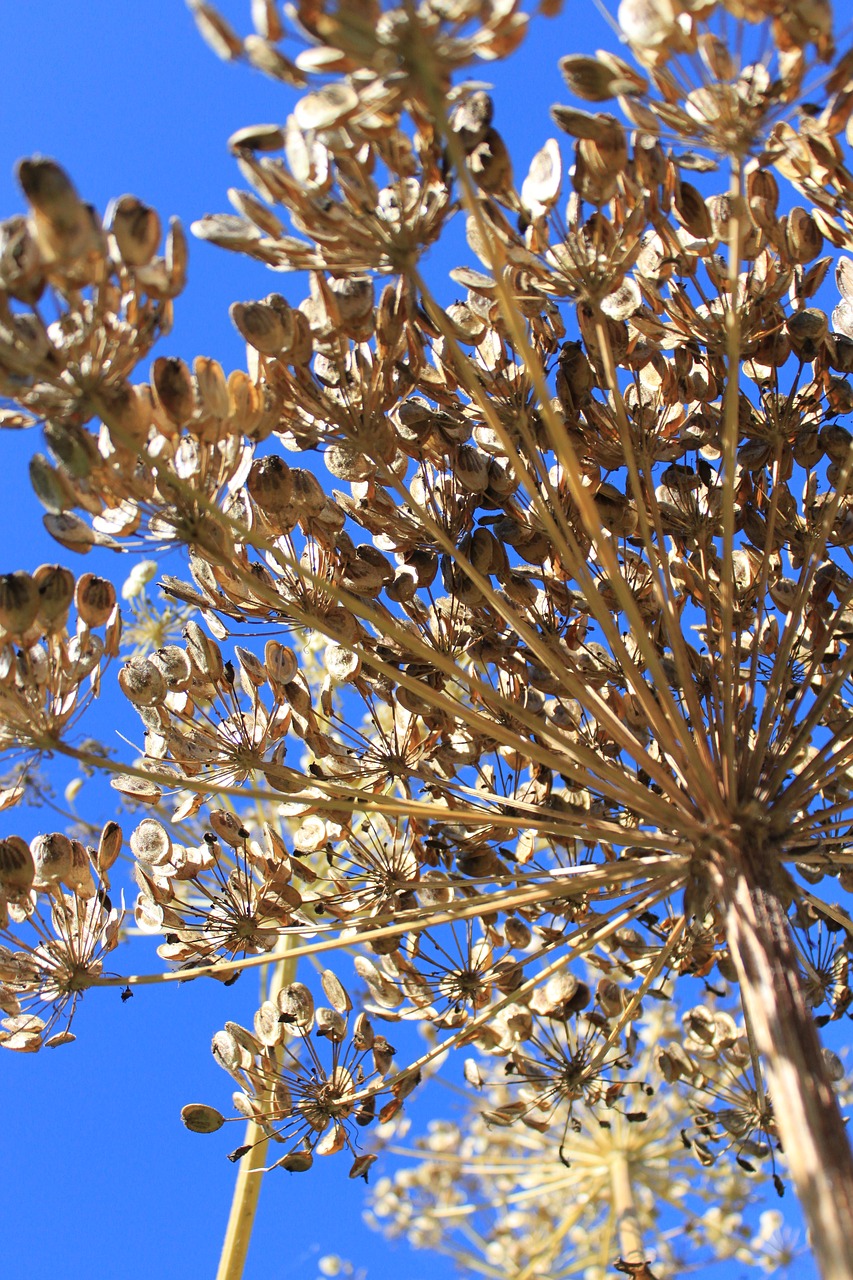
[209,809,249,849]
[149,645,193,692]
[247,455,293,514]
[181,1103,225,1134]
[97,820,123,874]
[0,571,39,635]
[151,356,196,426]
[230,294,295,356]
[130,818,172,867]
[33,563,74,627]
[108,195,161,267]
[264,640,298,686]
[321,969,352,1015]
[277,982,314,1031]
[0,836,35,892]
[183,621,224,684]
[31,832,74,884]
[75,573,116,627]
[119,656,167,706]
[315,1007,347,1042]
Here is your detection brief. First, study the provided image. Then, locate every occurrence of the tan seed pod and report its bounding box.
[264,640,298,686]
[119,657,167,706]
[209,810,249,849]
[188,1,242,60]
[294,83,359,132]
[324,644,360,682]
[181,1103,225,1133]
[247,455,293,514]
[149,645,193,692]
[254,1000,284,1047]
[230,296,294,356]
[315,1007,347,1042]
[109,775,162,805]
[184,621,224,684]
[151,357,196,426]
[228,123,285,153]
[321,969,352,1015]
[31,832,74,884]
[108,195,161,267]
[74,573,116,628]
[97,820,123,875]
[278,983,315,1031]
[33,564,74,627]
[130,818,172,867]
[0,836,35,891]
[0,571,39,635]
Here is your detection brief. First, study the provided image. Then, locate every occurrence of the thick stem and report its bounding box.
[718,843,853,1280]
[609,1149,644,1268]
[215,1122,268,1280]
[216,950,297,1280]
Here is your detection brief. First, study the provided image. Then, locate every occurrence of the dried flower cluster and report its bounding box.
[5,0,853,1274]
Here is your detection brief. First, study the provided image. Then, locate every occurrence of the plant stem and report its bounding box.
[216,949,297,1280]
[718,842,853,1280]
[609,1148,644,1267]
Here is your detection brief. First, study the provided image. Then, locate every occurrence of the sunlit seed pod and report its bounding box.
[254,1000,284,1047]
[324,644,360,683]
[63,840,95,897]
[232,1091,258,1122]
[521,138,562,214]
[110,774,162,805]
[247,455,293,514]
[209,810,249,849]
[183,621,224,684]
[264,640,298,687]
[193,356,230,421]
[351,1012,374,1051]
[74,573,116,628]
[0,571,39,635]
[108,195,161,267]
[278,1149,313,1173]
[118,656,167,706]
[293,816,327,853]
[189,1,242,59]
[97,820,122,875]
[277,982,315,1030]
[316,1007,347,1042]
[94,381,153,446]
[228,123,285,153]
[293,83,359,133]
[28,454,76,516]
[321,969,352,1015]
[149,645,193,692]
[151,356,196,426]
[289,468,326,516]
[181,1103,225,1134]
[130,818,172,868]
[230,296,294,356]
[30,832,74,884]
[33,563,74,627]
[0,836,35,892]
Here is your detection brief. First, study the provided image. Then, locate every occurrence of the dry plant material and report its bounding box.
[5,0,853,1275]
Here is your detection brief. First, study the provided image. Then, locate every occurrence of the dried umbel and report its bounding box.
[8,0,853,1276]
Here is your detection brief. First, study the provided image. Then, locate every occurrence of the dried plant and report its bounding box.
[4,0,853,1275]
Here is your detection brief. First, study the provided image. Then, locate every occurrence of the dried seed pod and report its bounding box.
[33,564,75,627]
[74,573,116,627]
[209,809,249,849]
[321,969,352,1015]
[119,657,167,706]
[247,455,293,514]
[181,1103,225,1133]
[0,571,39,635]
[228,123,285,153]
[151,356,196,426]
[184,621,224,684]
[265,640,298,686]
[31,832,74,884]
[108,195,161,267]
[315,1007,347,1041]
[97,821,123,875]
[277,981,315,1030]
[230,294,295,355]
[0,836,35,892]
[130,818,172,867]
[294,83,359,132]
[149,645,193,692]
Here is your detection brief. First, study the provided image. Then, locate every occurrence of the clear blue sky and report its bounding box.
[0,3,815,1278]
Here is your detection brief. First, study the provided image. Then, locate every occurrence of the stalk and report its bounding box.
[216,949,297,1280]
[609,1148,645,1268]
[716,837,853,1280]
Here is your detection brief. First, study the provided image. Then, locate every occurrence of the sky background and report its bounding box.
[0,2,817,1277]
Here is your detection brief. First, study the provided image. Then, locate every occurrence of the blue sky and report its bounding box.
[0,3,817,1277]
